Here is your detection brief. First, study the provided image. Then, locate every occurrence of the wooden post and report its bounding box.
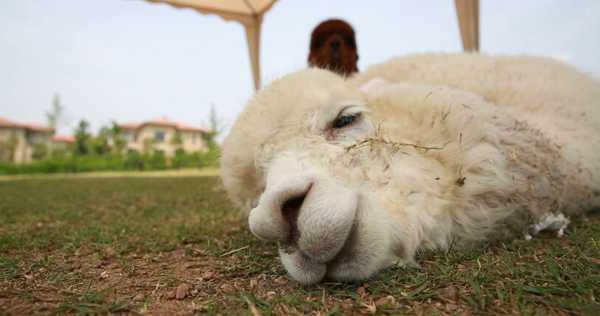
[244,16,262,90]
[455,0,480,51]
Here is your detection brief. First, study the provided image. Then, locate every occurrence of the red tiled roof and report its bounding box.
[0,117,21,128]
[119,117,209,133]
[119,122,140,130]
[176,123,207,133]
[52,135,75,143]
[23,123,53,133]
[0,116,52,132]
[144,117,179,128]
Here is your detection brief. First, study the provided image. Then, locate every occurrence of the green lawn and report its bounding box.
[0,177,599,315]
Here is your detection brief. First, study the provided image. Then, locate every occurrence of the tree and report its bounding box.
[74,119,91,155]
[109,121,126,154]
[31,142,48,160]
[90,126,111,155]
[203,104,224,148]
[46,93,65,135]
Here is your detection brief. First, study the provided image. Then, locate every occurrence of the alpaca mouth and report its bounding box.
[247,171,361,284]
[281,208,356,263]
[331,52,341,65]
[278,202,359,284]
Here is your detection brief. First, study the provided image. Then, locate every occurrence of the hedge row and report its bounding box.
[0,149,219,175]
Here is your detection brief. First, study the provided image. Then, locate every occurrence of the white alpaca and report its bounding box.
[221,53,600,284]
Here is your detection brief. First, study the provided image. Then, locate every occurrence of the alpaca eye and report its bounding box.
[314,36,325,48]
[332,113,360,129]
[344,36,356,48]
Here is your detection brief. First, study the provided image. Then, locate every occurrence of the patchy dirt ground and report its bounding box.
[0,177,599,315]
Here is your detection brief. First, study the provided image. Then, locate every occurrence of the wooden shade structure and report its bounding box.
[147,0,277,90]
[146,0,480,90]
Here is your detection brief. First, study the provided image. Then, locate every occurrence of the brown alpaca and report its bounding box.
[308,19,359,76]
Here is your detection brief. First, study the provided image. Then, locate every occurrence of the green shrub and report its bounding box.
[147,151,166,170]
[199,146,220,168]
[0,147,219,175]
[124,151,144,171]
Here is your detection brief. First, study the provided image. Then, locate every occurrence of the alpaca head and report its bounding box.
[221,68,486,284]
[308,19,359,76]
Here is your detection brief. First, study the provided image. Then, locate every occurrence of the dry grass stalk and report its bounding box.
[345,137,449,153]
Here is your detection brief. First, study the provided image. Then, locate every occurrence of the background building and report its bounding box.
[119,117,209,157]
[0,117,51,163]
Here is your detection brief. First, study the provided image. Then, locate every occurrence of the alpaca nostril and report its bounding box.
[281,188,310,244]
[248,178,314,242]
[330,40,341,50]
[281,195,306,217]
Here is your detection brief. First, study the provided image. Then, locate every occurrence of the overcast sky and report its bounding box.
[2,0,599,136]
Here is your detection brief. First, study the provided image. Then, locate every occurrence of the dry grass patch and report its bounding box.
[0,177,599,315]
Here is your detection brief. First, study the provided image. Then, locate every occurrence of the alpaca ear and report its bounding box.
[360,77,388,93]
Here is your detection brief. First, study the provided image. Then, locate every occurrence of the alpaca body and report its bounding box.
[221,53,600,284]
